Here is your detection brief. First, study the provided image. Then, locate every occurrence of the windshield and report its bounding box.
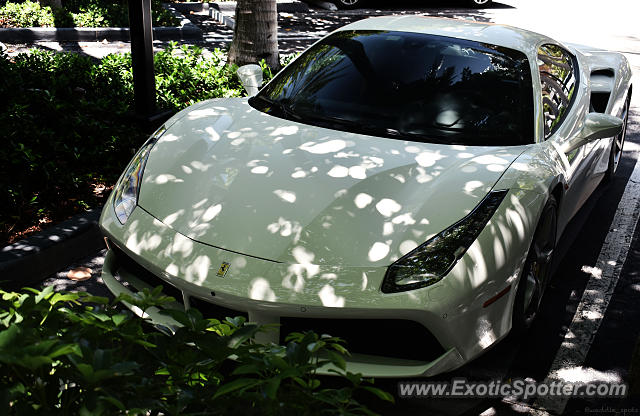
[250,30,534,146]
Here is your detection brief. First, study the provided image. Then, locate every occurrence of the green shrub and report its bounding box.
[0,44,253,245]
[0,286,392,414]
[0,0,178,28]
[0,0,55,27]
[69,5,107,27]
[151,0,180,27]
[154,43,244,108]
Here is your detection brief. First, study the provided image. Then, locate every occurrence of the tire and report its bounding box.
[334,0,363,9]
[469,0,492,7]
[512,195,558,332]
[605,92,631,180]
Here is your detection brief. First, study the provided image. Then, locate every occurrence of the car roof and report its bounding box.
[337,15,558,55]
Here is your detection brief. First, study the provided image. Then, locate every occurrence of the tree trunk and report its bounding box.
[228,0,279,72]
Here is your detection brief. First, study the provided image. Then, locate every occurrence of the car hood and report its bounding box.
[138,98,526,268]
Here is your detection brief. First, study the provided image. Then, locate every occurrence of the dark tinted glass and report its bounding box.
[538,44,577,138]
[251,30,534,146]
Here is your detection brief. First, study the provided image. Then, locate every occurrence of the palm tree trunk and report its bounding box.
[228,0,279,71]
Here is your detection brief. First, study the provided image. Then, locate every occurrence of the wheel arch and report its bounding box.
[546,175,567,241]
[550,182,564,212]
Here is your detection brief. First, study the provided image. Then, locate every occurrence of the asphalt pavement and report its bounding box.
[7,1,640,414]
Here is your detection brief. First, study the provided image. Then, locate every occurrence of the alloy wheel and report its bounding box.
[612,96,630,174]
[514,196,557,329]
[336,0,362,9]
[470,0,492,7]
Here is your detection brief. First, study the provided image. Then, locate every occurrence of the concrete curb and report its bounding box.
[209,4,236,30]
[0,4,202,43]
[0,208,104,290]
[160,3,203,40]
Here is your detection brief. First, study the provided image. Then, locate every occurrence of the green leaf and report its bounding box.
[11,310,23,324]
[15,355,53,371]
[111,313,127,327]
[99,395,125,411]
[225,316,246,328]
[227,324,260,349]
[49,292,80,305]
[264,376,281,399]
[325,350,347,371]
[0,325,20,349]
[87,311,111,322]
[232,364,261,376]
[80,295,110,305]
[268,355,289,372]
[48,343,81,359]
[35,285,54,304]
[111,361,140,375]
[74,363,94,379]
[159,308,190,327]
[292,376,307,388]
[330,342,350,356]
[306,341,326,353]
[213,378,261,399]
[133,339,157,349]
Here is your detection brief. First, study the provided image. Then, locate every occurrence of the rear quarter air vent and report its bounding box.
[589,69,615,113]
[590,91,611,113]
[591,69,615,78]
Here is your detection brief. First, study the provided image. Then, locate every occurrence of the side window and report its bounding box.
[538,44,577,138]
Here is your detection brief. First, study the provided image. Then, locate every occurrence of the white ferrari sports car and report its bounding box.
[100,16,632,377]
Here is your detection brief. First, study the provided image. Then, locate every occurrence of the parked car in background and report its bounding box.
[333,0,492,9]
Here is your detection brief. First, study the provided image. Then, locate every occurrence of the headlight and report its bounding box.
[113,126,166,224]
[381,189,508,294]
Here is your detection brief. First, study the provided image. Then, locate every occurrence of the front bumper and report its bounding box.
[100,195,534,377]
[102,244,465,377]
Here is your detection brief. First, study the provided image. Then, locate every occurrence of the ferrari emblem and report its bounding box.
[216,262,231,278]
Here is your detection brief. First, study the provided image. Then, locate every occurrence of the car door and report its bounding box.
[538,43,596,223]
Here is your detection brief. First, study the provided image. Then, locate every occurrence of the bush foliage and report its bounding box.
[0,0,54,27]
[0,43,249,245]
[0,0,178,28]
[0,286,393,414]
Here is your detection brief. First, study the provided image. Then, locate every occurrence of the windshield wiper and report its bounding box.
[302,114,452,144]
[251,97,458,145]
[249,96,302,122]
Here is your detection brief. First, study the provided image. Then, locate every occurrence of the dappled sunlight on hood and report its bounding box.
[137,98,527,267]
[318,284,346,307]
[300,139,347,154]
[105,195,536,311]
[249,277,277,302]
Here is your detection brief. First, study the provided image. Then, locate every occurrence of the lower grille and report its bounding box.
[279,318,446,362]
[111,244,183,303]
[188,296,248,321]
[110,245,247,320]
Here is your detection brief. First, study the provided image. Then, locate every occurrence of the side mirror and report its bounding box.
[237,64,263,97]
[561,113,623,154]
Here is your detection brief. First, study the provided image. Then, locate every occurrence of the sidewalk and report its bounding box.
[1,2,488,57]
[2,0,323,58]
